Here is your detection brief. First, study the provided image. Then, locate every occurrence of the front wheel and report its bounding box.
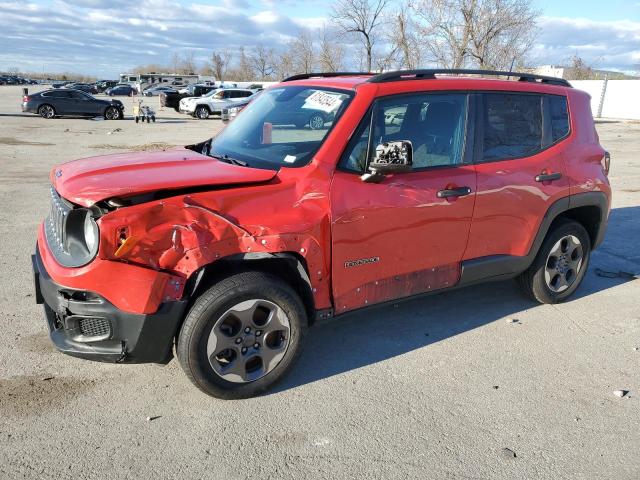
[104,106,121,120]
[177,272,306,399]
[518,219,591,304]
[195,105,210,119]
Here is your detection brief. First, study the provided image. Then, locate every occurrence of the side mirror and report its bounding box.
[361,140,413,183]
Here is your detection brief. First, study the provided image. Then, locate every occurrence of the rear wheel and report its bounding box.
[38,104,55,119]
[308,112,325,130]
[177,272,306,399]
[195,105,210,119]
[518,220,591,304]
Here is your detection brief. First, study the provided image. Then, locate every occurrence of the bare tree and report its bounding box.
[330,0,389,71]
[389,9,421,69]
[209,50,231,81]
[409,0,539,70]
[567,55,594,80]
[274,50,296,80]
[169,51,197,74]
[249,44,276,80]
[318,26,346,71]
[290,29,317,74]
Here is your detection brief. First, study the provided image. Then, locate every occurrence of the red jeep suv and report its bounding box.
[33,70,611,399]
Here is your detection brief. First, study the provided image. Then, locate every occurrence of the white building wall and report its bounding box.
[570,80,640,120]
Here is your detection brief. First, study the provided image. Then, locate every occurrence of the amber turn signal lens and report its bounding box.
[114,236,138,258]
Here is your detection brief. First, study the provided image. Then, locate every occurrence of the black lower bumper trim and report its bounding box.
[33,247,187,364]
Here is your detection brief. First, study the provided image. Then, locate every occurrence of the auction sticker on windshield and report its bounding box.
[302,91,344,113]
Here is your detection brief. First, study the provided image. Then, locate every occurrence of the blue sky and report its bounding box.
[0,0,637,78]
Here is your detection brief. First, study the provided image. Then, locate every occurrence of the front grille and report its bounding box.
[44,186,99,267]
[45,186,73,255]
[78,317,111,339]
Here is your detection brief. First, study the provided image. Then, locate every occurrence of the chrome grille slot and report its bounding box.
[44,186,99,267]
[46,186,72,255]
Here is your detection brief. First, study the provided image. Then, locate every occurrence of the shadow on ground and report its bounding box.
[273,206,640,393]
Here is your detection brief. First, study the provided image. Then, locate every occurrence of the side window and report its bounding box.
[339,112,371,173]
[549,95,569,142]
[482,93,542,161]
[339,93,468,172]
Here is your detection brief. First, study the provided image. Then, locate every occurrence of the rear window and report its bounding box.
[549,95,570,143]
[482,93,542,162]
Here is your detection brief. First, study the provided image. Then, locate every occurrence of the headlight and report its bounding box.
[66,209,99,259]
[83,212,98,252]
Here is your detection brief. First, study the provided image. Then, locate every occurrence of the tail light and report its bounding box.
[22,95,30,102]
[601,151,610,175]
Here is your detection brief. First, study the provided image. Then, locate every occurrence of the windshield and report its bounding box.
[201,88,222,98]
[208,86,353,169]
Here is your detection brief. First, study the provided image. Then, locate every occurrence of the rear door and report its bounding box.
[330,92,477,312]
[465,92,571,261]
[43,90,74,114]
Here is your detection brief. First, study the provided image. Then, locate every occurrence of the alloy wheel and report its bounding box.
[40,105,54,119]
[105,107,119,120]
[206,299,291,383]
[196,107,209,119]
[544,234,584,292]
[309,114,324,130]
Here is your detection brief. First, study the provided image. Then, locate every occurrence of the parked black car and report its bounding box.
[161,84,218,111]
[105,85,137,96]
[95,80,118,92]
[65,83,99,94]
[22,89,124,119]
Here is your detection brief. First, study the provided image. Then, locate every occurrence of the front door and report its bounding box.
[330,92,476,313]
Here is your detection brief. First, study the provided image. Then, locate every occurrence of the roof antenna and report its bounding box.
[507,58,515,80]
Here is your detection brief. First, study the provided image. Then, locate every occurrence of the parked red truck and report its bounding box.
[33,70,611,398]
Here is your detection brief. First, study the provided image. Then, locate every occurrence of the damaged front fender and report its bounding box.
[96,168,333,310]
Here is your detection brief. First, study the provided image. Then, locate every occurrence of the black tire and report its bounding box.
[195,105,210,119]
[146,116,150,123]
[135,116,139,123]
[151,115,156,122]
[177,271,307,399]
[38,104,55,119]
[104,106,120,120]
[518,219,591,304]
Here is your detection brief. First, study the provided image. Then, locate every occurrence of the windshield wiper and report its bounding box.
[211,153,248,167]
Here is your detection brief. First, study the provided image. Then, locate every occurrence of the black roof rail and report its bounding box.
[367,69,572,87]
[282,72,373,82]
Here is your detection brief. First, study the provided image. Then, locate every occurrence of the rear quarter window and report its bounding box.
[549,95,570,142]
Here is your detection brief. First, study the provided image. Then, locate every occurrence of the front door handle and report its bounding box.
[437,186,472,198]
[535,172,562,182]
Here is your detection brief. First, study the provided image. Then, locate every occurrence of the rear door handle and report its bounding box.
[437,186,472,198]
[535,172,562,182]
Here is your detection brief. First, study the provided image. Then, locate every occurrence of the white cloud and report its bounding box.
[251,10,278,24]
[0,2,637,77]
[533,16,640,72]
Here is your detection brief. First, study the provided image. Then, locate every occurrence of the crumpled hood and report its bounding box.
[51,147,277,207]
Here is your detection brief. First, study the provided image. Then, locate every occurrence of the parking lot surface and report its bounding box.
[0,85,638,479]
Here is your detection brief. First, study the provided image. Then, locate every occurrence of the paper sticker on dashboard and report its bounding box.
[302,91,343,113]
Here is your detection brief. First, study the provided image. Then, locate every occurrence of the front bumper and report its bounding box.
[32,248,187,364]
[179,106,194,114]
